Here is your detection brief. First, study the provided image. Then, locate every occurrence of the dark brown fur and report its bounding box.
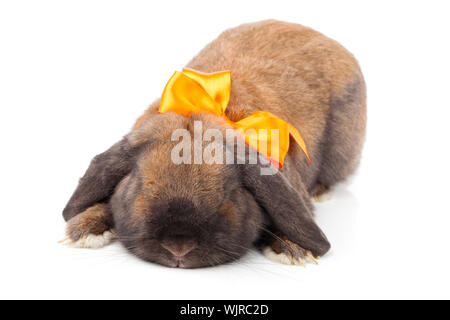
[62,20,366,268]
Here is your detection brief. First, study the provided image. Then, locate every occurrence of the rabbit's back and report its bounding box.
[187,20,366,189]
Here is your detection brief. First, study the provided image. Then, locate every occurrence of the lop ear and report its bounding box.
[62,136,140,221]
[241,164,330,257]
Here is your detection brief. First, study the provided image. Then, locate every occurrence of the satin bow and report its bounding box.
[159,68,310,168]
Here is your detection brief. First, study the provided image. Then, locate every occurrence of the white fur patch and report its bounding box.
[70,231,114,249]
[263,246,304,266]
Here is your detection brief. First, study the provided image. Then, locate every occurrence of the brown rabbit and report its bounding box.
[62,20,366,268]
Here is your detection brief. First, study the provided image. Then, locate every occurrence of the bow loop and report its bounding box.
[182,68,231,114]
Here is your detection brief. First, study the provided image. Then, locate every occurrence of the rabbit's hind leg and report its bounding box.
[314,75,366,200]
[311,183,334,202]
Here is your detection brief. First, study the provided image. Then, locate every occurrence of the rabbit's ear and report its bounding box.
[62,137,140,221]
[241,164,330,257]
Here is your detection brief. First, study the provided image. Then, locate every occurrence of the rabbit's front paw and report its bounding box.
[65,230,114,249]
[61,203,113,249]
[263,236,319,267]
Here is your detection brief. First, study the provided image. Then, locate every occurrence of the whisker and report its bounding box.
[258,226,289,247]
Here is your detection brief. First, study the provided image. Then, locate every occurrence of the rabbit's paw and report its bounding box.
[263,237,319,267]
[312,184,334,202]
[62,230,114,249]
[61,203,113,249]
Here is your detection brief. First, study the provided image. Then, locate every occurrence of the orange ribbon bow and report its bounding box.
[159,68,310,168]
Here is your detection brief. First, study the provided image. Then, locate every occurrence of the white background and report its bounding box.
[1,0,449,299]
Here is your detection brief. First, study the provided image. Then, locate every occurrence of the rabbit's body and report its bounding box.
[134,20,366,197]
[63,20,366,268]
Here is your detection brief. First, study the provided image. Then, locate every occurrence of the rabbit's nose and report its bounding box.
[161,238,197,258]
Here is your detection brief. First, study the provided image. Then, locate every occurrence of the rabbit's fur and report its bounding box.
[63,20,366,268]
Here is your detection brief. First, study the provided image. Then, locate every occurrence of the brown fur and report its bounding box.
[219,200,238,226]
[66,203,111,241]
[63,20,366,268]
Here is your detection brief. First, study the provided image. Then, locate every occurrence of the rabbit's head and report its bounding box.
[63,112,330,268]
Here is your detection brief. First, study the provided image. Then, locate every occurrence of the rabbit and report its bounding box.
[62,20,366,268]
